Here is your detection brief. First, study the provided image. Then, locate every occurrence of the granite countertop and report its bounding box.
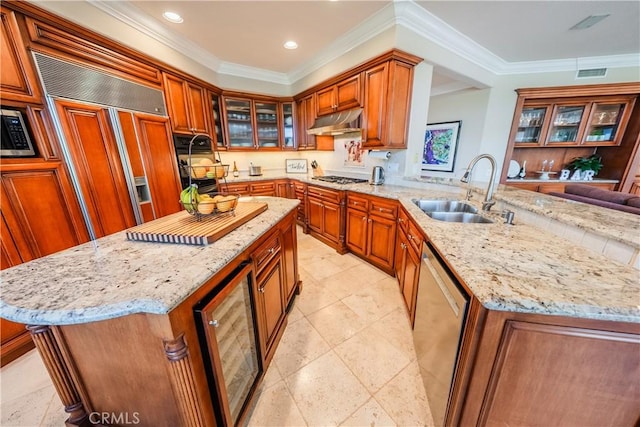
[1,177,639,325]
[0,198,299,326]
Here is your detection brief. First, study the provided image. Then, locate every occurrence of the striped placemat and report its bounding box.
[125,202,268,245]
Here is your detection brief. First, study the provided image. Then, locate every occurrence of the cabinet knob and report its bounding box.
[208,319,219,327]
[368,218,372,223]
[401,243,406,250]
[408,234,413,240]
[362,216,367,221]
[258,286,265,293]
[269,248,275,254]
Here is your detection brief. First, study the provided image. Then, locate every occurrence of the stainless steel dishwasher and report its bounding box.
[414,242,469,426]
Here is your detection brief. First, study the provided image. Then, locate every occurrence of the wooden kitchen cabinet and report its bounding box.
[275,179,292,198]
[452,309,640,426]
[221,181,251,196]
[295,94,317,150]
[501,83,640,191]
[394,208,422,325]
[0,161,90,366]
[252,232,286,365]
[316,74,361,116]
[250,181,276,196]
[162,72,211,136]
[306,185,346,253]
[362,58,416,149]
[345,193,397,274]
[0,5,42,104]
[280,214,299,306]
[293,180,307,230]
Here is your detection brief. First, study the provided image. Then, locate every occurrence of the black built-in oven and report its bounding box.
[173,134,219,194]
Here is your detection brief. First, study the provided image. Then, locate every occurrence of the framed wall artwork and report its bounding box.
[285,158,308,173]
[421,120,462,172]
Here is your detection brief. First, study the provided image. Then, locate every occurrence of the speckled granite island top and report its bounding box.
[0,198,299,326]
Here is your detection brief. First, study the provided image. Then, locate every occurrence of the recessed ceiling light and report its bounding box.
[283,41,298,50]
[569,14,610,30]
[162,11,183,24]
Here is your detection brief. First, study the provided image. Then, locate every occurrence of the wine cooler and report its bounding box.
[194,262,262,426]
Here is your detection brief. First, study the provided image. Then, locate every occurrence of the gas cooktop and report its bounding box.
[312,175,368,185]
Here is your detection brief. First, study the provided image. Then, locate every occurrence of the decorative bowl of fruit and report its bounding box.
[180,185,239,219]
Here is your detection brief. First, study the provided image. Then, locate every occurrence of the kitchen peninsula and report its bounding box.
[1,181,639,426]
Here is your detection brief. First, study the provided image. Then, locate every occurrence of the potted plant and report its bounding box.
[566,154,603,176]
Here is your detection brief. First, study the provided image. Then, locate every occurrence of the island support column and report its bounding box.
[27,325,93,427]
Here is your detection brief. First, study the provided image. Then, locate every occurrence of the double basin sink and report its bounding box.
[413,200,493,223]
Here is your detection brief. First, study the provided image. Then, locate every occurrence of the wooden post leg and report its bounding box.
[163,335,206,427]
[27,325,91,427]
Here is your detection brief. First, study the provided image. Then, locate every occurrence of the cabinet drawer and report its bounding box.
[369,198,398,220]
[253,234,281,275]
[307,185,341,203]
[250,182,276,196]
[223,182,250,195]
[347,194,369,212]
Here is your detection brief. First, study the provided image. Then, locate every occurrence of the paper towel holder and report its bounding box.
[368,150,391,160]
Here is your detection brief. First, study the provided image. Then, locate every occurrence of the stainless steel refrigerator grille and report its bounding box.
[33,53,166,116]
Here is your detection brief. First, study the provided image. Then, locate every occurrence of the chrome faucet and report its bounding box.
[460,154,497,211]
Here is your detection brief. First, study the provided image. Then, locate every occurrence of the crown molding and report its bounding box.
[88,0,639,87]
[89,0,222,71]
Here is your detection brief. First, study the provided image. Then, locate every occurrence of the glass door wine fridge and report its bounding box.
[194,262,261,426]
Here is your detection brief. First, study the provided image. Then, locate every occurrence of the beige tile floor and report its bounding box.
[0,228,434,426]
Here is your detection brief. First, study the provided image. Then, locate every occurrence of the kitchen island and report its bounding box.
[1,197,301,426]
[2,180,639,426]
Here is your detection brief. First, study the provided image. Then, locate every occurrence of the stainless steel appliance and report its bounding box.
[370,165,385,185]
[414,242,469,426]
[194,262,261,426]
[0,108,36,157]
[311,175,368,184]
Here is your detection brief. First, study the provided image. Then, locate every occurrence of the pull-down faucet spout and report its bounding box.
[460,154,497,211]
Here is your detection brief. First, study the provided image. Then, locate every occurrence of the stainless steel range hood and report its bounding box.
[307,108,363,136]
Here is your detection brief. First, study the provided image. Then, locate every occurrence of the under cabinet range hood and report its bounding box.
[307,108,363,136]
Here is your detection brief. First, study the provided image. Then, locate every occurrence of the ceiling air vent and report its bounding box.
[576,68,607,79]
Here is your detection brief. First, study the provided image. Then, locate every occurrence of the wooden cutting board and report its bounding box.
[126,202,268,245]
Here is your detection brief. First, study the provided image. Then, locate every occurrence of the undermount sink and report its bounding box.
[426,212,494,224]
[413,199,493,224]
[413,199,478,214]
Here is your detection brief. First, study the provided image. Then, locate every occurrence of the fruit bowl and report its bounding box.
[180,192,240,220]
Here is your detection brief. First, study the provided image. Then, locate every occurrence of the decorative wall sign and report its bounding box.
[344,135,365,168]
[285,159,308,174]
[421,121,461,172]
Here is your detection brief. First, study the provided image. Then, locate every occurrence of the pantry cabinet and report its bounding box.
[315,74,361,116]
[345,193,397,274]
[0,5,42,104]
[162,73,211,136]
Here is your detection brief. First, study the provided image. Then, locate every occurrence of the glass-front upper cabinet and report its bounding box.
[211,94,226,150]
[583,102,626,146]
[546,104,586,145]
[255,101,279,150]
[281,102,295,150]
[514,106,549,145]
[224,98,254,149]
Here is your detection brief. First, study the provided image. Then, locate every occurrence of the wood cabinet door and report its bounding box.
[307,197,324,234]
[316,86,336,116]
[222,182,250,196]
[297,95,316,150]
[280,216,298,304]
[323,201,342,244]
[250,181,276,196]
[335,74,361,112]
[0,6,42,103]
[367,214,396,271]
[362,62,388,147]
[385,60,413,149]
[185,82,210,135]
[345,208,367,256]
[1,163,90,259]
[54,99,137,237]
[394,227,407,290]
[256,258,285,354]
[132,112,182,218]
[162,73,191,133]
